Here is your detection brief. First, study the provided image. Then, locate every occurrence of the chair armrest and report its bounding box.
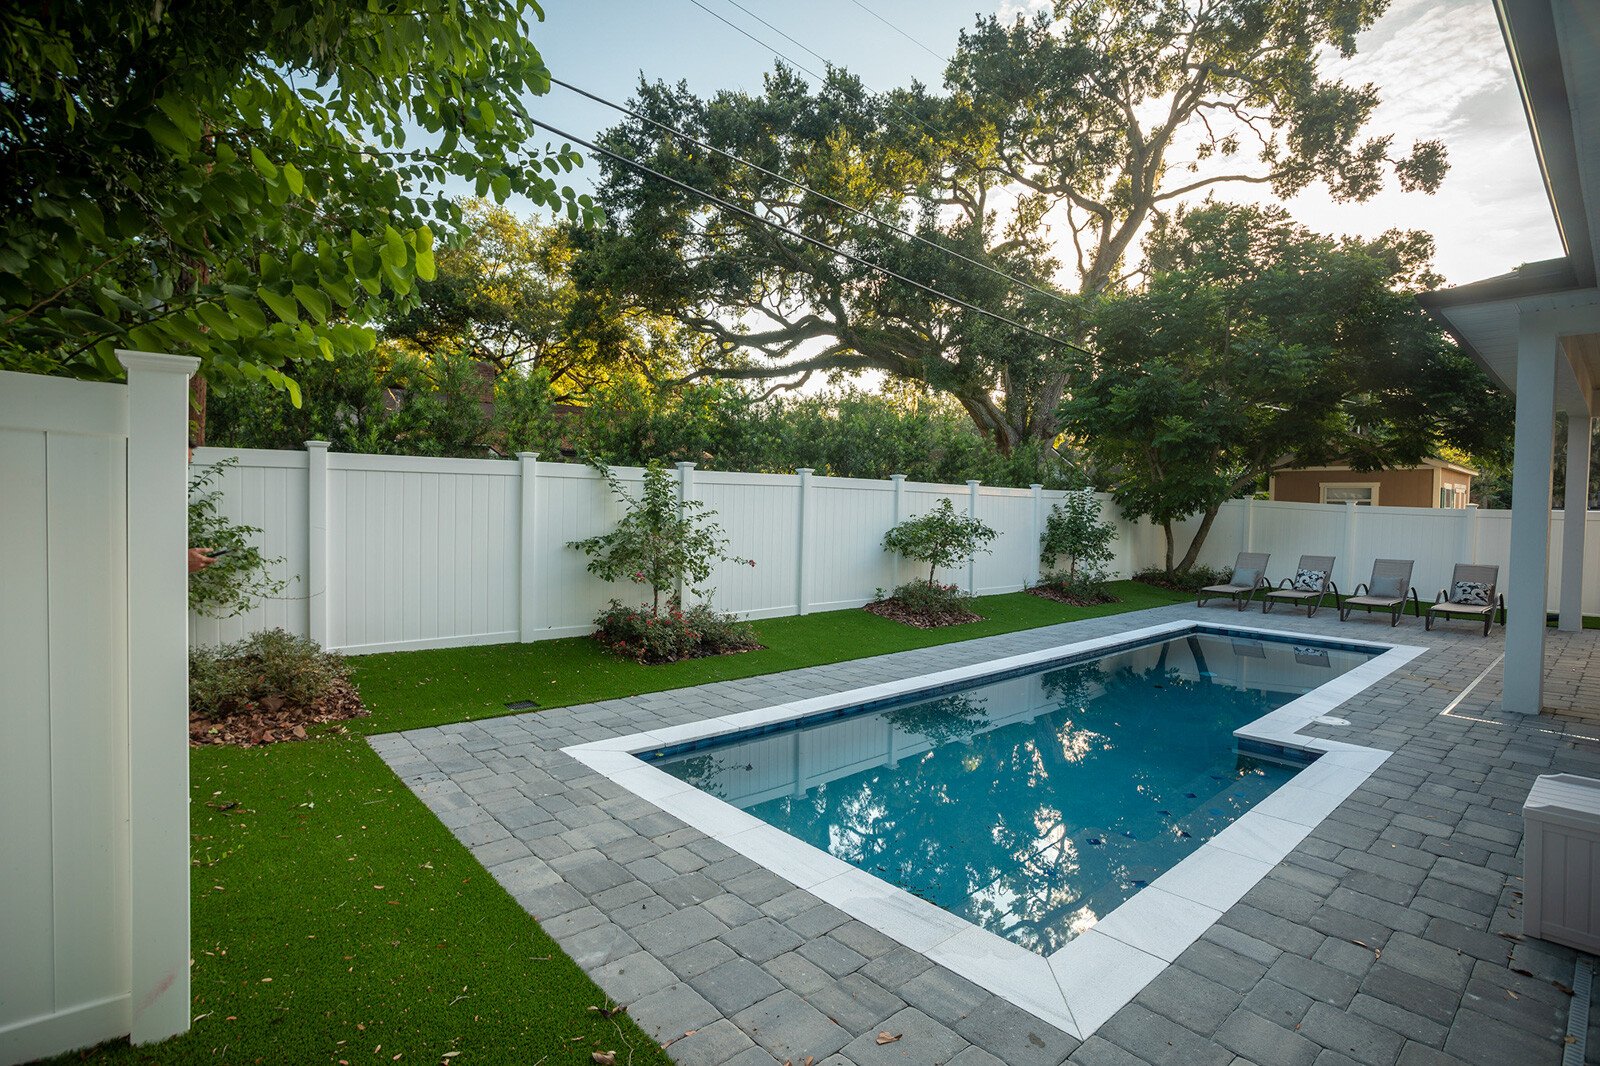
[1275,577,1294,589]
[1352,583,1370,597]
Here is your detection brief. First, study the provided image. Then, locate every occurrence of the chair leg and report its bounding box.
[1390,604,1400,627]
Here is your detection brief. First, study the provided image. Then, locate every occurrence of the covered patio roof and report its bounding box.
[1416,0,1600,714]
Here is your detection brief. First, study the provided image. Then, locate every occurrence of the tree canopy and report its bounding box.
[1,0,592,399]
[1061,202,1511,572]
[577,0,1447,455]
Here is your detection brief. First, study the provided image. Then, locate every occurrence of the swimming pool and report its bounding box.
[644,629,1378,955]
[566,619,1421,1037]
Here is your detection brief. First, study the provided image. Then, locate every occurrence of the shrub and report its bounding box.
[188,458,288,617]
[867,580,980,628]
[1033,569,1118,606]
[188,629,356,724]
[882,497,998,585]
[592,600,759,664]
[1132,563,1233,593]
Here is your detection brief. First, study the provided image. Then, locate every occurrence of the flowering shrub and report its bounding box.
[593,600,759,664]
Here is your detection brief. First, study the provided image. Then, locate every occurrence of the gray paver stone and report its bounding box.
[689,956,785,1016]
[732,989,851,1063]
[625,980,722,1042]
[839,1007,966,1066]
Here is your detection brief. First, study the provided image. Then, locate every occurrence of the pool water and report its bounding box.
[648,630,1379,955]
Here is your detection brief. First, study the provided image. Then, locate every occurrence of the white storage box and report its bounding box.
[1524,774,1600,952]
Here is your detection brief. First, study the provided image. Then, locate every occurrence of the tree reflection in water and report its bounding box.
[650,633,1367,954]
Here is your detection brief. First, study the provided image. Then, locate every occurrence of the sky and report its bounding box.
[524,0,1565,288]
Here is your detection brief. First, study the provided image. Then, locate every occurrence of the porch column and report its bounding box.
[1503,322,1558,714]
[1560,416,1592,632]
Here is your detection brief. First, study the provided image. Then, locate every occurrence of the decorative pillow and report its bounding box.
[1231,567,1261,589]
[1292,568,1326,592]
[1453,580,1491,606]
[1368,574,1405,599]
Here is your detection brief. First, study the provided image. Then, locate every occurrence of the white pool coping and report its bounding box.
[562,619,1423,1040]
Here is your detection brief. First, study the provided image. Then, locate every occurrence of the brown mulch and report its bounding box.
[189,677,369,747]
[1027,585,1120,607]
[864,597,983,629]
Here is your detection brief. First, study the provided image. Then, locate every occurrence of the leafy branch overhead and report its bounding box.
[1,0,598,395]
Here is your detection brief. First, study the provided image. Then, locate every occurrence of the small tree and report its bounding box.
[1040,492,1117,585]
[882,498,998,586]
[569,462,747,615]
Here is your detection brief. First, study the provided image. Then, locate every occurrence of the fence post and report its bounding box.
[1243,497,1257,553]
[1030,484,1045,588]
[518,452,540,641]
[796,468,814,615]
[890,473,906,592]
[967,479,981,596]
[676,462,698,609]
[1461,502,1480,565]
[119,350,200,1045]
[305,440,330,648]
[1342,499,1359,591]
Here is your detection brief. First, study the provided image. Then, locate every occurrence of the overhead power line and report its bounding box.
[549,77,1077,314]
[844,0,949,64]
[527,117,1089,354]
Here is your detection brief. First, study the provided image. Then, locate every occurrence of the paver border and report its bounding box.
[564,618,1424,1038]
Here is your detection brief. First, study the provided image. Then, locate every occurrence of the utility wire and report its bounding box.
[529,117,1088,353]
[682,0,952,148]
[550,77,1076,313]
[845,0,949,64]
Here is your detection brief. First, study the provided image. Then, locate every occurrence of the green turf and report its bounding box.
[52,582,1188,1063]
[349,581,1191,733]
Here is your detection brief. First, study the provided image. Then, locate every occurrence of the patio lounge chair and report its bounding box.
[1262,555,1339,617]
[1198,552,1270,611]
[1339,559,1421,627]
[1425,563,1503,637]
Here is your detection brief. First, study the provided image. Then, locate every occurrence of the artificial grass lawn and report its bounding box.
[349,581,1191,733]
[56,583,1186,1064]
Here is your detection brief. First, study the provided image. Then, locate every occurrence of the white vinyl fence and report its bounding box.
[2,358,195,1064]
[191,442,1600,655]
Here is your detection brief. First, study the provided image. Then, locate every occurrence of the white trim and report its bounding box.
[1318,481,1380,505]
[563,619,1417,1040]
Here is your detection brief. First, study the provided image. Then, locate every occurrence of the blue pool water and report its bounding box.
[648,629,1380,954]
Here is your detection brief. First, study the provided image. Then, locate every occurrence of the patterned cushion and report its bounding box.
[1368,574,1405,599]
[1292,569,1326,592]
[1231,567,1261,589]
[1453,580,1492,606]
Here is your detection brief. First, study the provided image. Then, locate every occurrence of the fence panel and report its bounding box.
[189,442,1600,653]
[2,362,192,1063]
[804,476,895,611]
[188,448,309,646]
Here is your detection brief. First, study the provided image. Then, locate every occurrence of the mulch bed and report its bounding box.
[864,597,983,629]
[189,678,369,747]
[1027,585,1120,607]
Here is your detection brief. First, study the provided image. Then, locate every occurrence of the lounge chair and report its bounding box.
[1198,552,1270,611]
[1339,559,1421,627]
[1262,555,1339,617]
[1426,563,1503,637]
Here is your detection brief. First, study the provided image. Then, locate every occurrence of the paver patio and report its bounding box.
[371,602,1600,1065]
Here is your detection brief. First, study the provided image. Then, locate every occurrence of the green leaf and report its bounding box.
[292,284,331,323]
[144,112,191,156]
[490,173,511,201]
[249,145,279,180]
[257,285,299,323]
[280,162,304,196]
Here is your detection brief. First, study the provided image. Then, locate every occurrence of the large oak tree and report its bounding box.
[579,0,1447,454]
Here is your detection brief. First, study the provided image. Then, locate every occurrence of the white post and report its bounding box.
[119,350,200,1045]
[1561,417,1592,631]
[795,468,813,615]
[1342,499,1359,592]
[1030,484,1045,588]
[676,462,697,609]
[1243,496,1256,553]
[1504,321,1558,714]
[890,473,906,592]
[305,440,330,647]
[518,452,540,641]
[966,480,981,596]
[1460,503,1480,566]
